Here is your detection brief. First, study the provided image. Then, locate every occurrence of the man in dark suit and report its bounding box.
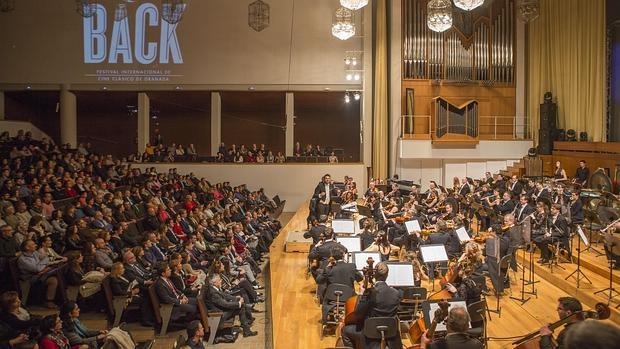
[342,262,403,349]
[313,174,337,217]
[458,177,471,196]
[515,195,535,223]
[205,274,257,337]
[308,229,346,276]
[509,175,524,197]
[420,306,483,349]
[536,203,569,264]
[154,262,198,321]
[317,248,363,320]
[496,192,516,216]
[304,215,328,246]
[478,225,510,294]
[569,191,584,225]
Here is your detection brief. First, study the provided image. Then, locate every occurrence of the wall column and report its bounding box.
[211,92,222,156]
[516,19,526,138]
[285,92,294,157]
[59,85,77,147]
[137,92,150,153]
[0,91,5,120]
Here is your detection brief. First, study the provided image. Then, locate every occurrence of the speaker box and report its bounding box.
[540,102,557,130]
[538,129,553,155]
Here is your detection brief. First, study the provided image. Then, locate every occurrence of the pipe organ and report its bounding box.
[403,0,515,84]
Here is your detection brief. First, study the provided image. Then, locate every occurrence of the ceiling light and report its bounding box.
[344,93,351,103]
[332,7,356,40]
[427,0,453,33]
[354,92,361,100]
[453,0,484,11]
[339,0,368,11]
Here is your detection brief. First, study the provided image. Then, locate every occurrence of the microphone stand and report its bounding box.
[594,241,620,305]
[564,224,592,288]
[510,245,531,304]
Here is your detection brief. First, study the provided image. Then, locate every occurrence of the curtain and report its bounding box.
[527,0,606,143]
[373,0,389,179]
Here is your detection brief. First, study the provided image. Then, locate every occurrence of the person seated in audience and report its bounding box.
[184,320,207,349]
[38,315,86,349]
[0,225,20,260]
[275,152,285,163]
[169,256,200,297]
[37,236,66,266]
[209,258,262,306]
[204,274,257,338]
[154,262,198,322]
[420,306,483,349]
[59,302,107,349]
[93,238,116,271]
[328,152,338,163]
[0,292,41,336]
[16,240,59,309]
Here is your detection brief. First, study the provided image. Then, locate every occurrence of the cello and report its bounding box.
[407,299,450,348]
[512,302,610,349]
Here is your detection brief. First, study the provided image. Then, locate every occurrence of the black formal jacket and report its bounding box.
[205,285,240,311]
[570,199,584,224]
[109,275,132,297]
[549,214,569,239]
[304,225,327,245]
[123,262,150,287]
[154,277,182,305]
[510,181,524,197]
[515,204,535,222]
[308,240,347,263]
[316,260,363,288]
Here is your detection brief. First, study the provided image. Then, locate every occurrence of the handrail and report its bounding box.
[401,115,531,140]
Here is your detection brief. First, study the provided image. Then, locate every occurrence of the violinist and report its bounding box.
[359,218,377,251]
[341,262,403,349]
[421,220,452,277]
[364,182,378,200]
[385,183,401,199]
[304,215,328,246]
[316,248,363,321]
[420,306,483,349]
[364,231,399,262]
[382,197,400,217]
[536,204,568,264]
[444,242,484,305]
[308,229,345,278]
[538,297,583,349]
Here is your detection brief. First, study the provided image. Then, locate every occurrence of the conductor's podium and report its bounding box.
[285,230,312,252]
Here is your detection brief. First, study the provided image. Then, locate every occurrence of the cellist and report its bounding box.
[341,262,403,349]
[538,297,584,349]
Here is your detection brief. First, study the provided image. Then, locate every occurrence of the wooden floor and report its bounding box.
[269,204,620,349]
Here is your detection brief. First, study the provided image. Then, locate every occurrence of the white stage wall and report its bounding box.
[131,163,367,212]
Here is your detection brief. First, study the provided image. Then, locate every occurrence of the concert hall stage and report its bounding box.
[268,203,619,349]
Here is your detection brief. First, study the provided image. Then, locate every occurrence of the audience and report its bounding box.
[0,129,283,345]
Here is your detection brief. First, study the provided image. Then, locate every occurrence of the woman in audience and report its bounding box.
[37,315,84,349]
[37,236,66,265]
[266,151,275,163]
[59,302,107,349]
[276,152,286,163]
[64,226,82,252]
[50,210,67,235]
[0,292,41,335]
[328,151,338,163]
[234,152,244,163]
[109,262,140,299]
[131,246,153,272]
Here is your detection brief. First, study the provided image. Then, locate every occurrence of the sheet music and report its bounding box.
[331,219,355,234]
[577,225,589,246]
[337,236,362,252]
[385,263,415,286]
[419,244,449,263]
[352,252,381,270]
[405,219,422,233]
[341,202,357,212]
[428,300,470,331]
[456,227,470,242]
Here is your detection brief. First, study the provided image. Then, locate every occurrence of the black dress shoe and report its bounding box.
[214,335,236,344]
[243,330,258,337]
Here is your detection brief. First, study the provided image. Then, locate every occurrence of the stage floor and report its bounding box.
[269,205,620,349]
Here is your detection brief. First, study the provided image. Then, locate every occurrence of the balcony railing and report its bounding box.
[401,115,531,140]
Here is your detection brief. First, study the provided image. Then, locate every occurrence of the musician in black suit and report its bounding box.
[569,191,584,225]
[308,229,346,276]
[496,192,515,216]
[509,175,524,197]
[420,306,483,349]
[574,160,590,187]
[154,262,198,321]
[205,274,257,337]
[514,195,535,223]
[536,204,568,264]
[317,248,363,322]
[341,262,403,349]
[304,216,328,245]
[458,177,471,196]
[534,182,551,201]
[477,225,510,294]
[313,174,337,217]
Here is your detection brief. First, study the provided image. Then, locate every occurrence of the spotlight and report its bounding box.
[102,86,108,91]
[345,74,353,81]
[344,93,351,103]
[352,58,357,66]
[354,92,361,100]
[354,73,361,81]
[344,58,351,65]
[175,86,182,90]
[25,85,32,90]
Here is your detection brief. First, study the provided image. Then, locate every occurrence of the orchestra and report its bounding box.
[304,162,619,349]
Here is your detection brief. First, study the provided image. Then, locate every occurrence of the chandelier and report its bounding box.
[162,0,186,24]
[0,0,15,12]
[517,0,539,23]
[339,0,369,11]
[75,0,98,18]
[248,0,270,32]
[453,0,484,11]
[332,6,356,41]
[427,0,452,33]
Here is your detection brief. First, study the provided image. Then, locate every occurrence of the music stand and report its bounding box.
[594,240,619,306]
[351,252,381,271]
[421,300,469,331]
[332,219,355,235]
[357,205,372,218]
[420,245,449,292]
[565,225,593,288]
[337,236,362,260]
[385,262,416,287]
[583,209,605,257]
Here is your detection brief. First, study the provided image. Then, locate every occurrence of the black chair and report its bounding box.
[398,287,427,321]
[466,299,487,341]
[321,283,355,338]
[363,317,399,349]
